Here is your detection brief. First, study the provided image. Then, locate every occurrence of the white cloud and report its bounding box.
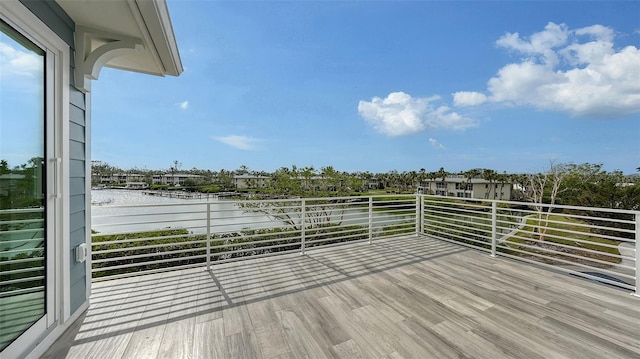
[574,24,614,43]
[179,100,189,110]
[453,91,488,106]
[0,42,42,77]
[496,22,569,66]
[358,91,477,137]
[455,23,640,118]
[428,138,445,150]
[213,135,261,150]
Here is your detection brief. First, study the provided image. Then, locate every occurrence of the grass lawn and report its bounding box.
[505,214,621,264]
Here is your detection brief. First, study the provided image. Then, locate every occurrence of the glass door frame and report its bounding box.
[0,1,70,357]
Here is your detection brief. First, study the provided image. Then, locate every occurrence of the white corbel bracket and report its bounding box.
[74,26,144,93]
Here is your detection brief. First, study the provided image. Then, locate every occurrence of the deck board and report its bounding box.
[43,235,640,359]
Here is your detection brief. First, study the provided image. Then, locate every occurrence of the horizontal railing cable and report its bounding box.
[421,195,637,291]
[88,193,637,294]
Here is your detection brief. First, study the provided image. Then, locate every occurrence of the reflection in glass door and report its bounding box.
[0,20,47,351]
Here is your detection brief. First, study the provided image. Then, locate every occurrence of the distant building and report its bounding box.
[161,173,203,186]
[419,177,512,200]
[91,173,204,186]
[98,173,145,185]
[123,182,149,189]
[232,174,270,189]
[368,178,381,189]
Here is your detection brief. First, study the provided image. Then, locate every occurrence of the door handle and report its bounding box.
[50,157,61,199]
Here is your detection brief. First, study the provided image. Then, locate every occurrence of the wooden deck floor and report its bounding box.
[43,236,640,359]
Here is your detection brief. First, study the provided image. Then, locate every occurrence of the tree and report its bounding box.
[240,165,356,230]
[437,167,447,183]
[264,166,300,197]
[463,168,482,198]
[343,172,363,193]
[403,170,418,193]
[91,161,119,186]
[559,163,640,211]
[417,168,426,187]
[525,161,570,241]
[620,180,640,211]
[510,173,528,201]
[432,167,447,195]
[387,170,400,192]
[236,165,249,175]
[169,160,182,174]
[376,172,389,190]
[482,169,497,199]
[496,171,509,200]
[301,166,317,194]
[358,171,373,192]
[217,169,234,190]
[0,159,9,175]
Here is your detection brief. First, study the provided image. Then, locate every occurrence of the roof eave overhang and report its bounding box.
[56,0,183,93]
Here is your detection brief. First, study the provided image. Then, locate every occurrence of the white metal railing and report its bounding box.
[0,207,46,351]
[421,196,638,292]
[91,195,417,280]
[0,208,46,299]
[89,194,638,295]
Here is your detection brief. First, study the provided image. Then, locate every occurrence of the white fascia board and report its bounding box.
[133,0,183,76]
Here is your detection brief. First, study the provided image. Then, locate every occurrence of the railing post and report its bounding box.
[300,199,306,255]
[491,201,497,257]
[206,203,211,270]
[368,197,373,244]
[415,194,420,236]
[634,212,640,297]
[420,195,425,234]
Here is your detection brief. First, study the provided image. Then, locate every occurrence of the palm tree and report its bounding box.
[418,168,426,182]
[463,168,482,198]
[403,171,418,193]
[301,166,316,193]
[496,171,509,200]
[388,170,400,192]
[236,164,249,175]
[426,167,448,196]
[425,170,439,195]
[360,171,373,192]
[482,169,497,199]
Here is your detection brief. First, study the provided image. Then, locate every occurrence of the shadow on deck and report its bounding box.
[44,236,640,359]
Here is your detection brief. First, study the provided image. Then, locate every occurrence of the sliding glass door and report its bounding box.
[0,19,48,352]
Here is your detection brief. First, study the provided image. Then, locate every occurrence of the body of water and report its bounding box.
[91,190,413,235]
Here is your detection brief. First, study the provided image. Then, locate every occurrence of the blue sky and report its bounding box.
[88,1,639,174]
